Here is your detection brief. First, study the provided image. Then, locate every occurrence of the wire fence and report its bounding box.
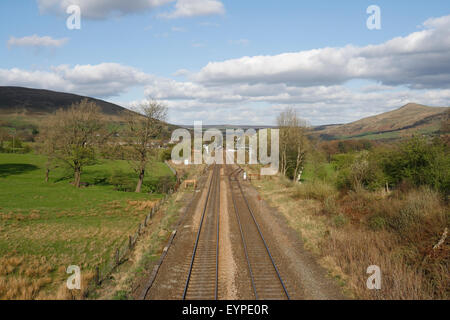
[92,196,168,287]
[86,163,210,295]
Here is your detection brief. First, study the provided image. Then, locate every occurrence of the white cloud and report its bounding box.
[0,63,150,97]
[145,78,243,102]
[153,86,450,125]
[37,0,224,19]
[7,35,68,48]
[193,15,450,89]
[173,69,191,77]
[138,12,450,125]
[5,13,450,125]
[37,0,174,19]
[160,0,225,19]
[141,74,450,125]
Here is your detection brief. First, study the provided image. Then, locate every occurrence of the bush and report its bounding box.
[331,214,348,228]
[155,175,176,194]
[362,186,447,240]
[159,147,173,162]
[368,215,387,231]
[280,176,294,188]
[293,180,337,201]
[6,138,23,149]
[108,170,135,192]
[334,151,385,192]
[323,196,340,215]
[380,136,450,194]
[389,187,445,236]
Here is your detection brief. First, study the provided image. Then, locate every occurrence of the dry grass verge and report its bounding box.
[251,174,449,300]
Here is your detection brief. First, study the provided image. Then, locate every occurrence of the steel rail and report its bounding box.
[230,166,290,300]
[214,166,220,300]
[182,165,219,300]
[228,168,259,299]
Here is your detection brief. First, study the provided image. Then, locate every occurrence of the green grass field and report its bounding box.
[301,162,335,183]
[0,153,173,299]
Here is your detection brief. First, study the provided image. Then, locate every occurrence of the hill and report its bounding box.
[0,86,128,116]
[314,103,449,140]
[0,86,178,142]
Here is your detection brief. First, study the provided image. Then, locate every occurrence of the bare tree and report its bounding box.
[277,107,309,181]
[36,119,57,182]
[41,99,108,188]
[124,100,168,193]
[0,128,9,150]
[441,108,450,134]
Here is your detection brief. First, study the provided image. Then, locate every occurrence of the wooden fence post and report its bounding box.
[129,235,133,249]
[115,249,120,266]
[95,266,100,285]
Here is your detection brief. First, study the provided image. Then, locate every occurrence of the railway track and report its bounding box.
[183,164,221,300]
[228,166,290,300]
[151,164,289,300]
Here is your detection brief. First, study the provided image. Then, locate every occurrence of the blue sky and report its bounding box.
[0,1,449,125]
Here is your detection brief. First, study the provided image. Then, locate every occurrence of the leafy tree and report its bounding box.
[277,107,309,181]
[334,151,385,191]
[0,128,9,150]
[40,99,110,188]
[123,100,168,193]
[380,136,449,194]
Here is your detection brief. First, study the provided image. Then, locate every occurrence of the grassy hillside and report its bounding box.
[314,103,449,140]
[0,87,129,116]
[0,87,179,143]
[0,153,173,299]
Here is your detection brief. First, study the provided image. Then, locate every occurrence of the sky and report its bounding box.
[0,0,449,126]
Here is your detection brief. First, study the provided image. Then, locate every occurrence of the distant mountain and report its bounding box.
[181,124,277,130]
[0,86,128,116]
[314,103,449,140]
[0,87,180,141]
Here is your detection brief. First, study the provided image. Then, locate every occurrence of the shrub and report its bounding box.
[368,215,387,231]
[293,180,337,201]
[112,290,128,300]
[380,136,450,194]
[334,151,385,192]
[108,170,135,192]
[280,176,294,188]
[364,186,447,241]
[331,214,348,228]
[155,175,176,194]
[390,187,445,236]
[159,147,173,162]
[323,196,339,215]
[6,138,23,149]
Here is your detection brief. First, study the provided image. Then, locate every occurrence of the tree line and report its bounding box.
[37,99,168,191]
[275,107,449,196]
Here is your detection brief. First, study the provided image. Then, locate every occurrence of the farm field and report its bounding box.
[0,153,174,299]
